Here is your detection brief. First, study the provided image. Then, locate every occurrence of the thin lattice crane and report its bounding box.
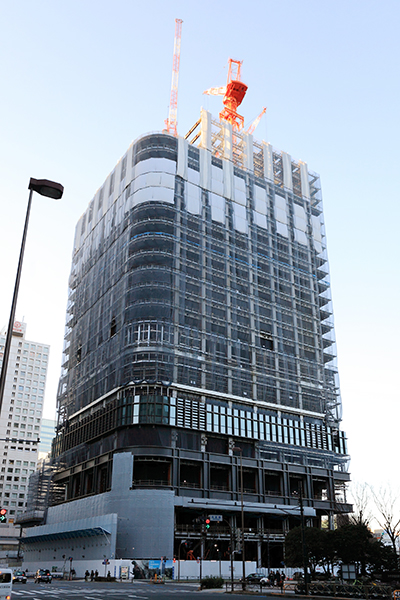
[165,18,183,136]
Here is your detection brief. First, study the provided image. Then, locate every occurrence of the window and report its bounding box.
[109,171,115,196]
[121,155,127,180]
[110,317,117,337]
[88,200,94,223]
[98,187,104,210]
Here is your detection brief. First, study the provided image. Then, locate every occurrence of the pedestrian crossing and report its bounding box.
[12,588,145,596]
[12,589,147,596]
[11,583,199,597]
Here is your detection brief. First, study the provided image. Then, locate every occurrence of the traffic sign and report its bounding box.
[209,514,223,522]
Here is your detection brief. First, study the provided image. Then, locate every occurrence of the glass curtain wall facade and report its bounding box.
[41,110,350,566]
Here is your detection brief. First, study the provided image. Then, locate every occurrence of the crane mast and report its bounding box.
[165,18,183,136]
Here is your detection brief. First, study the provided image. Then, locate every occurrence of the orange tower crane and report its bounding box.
[165,18,183,136]
[204,59,266,135]
[204,59,248,132]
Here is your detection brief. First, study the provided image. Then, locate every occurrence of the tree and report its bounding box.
[335,523,397,578]
[334,523,373,577]
[285,527,335,576]
[371,486,400,563]
[349,482,373,527]
[285,523,397,579]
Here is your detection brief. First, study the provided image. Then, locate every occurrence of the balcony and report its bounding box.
[132,479,172,489]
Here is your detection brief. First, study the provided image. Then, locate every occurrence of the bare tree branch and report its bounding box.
[348,482,373,527]
[370,485,400,560]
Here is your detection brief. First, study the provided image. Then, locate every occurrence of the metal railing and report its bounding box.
[225,580,393,598]
[175,524,284,537]
[291,581,393,598]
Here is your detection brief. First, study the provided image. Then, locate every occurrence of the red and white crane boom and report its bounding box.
[246,107,267,135]
[165,18,183,136]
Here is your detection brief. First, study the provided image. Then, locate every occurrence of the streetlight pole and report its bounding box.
[233,447,246,590]
[221,516,235,591]
[230,526,234,592]
[0,178,63,413]
[298,481,309,596]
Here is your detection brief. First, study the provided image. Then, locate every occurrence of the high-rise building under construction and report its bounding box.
[23,103,351,568]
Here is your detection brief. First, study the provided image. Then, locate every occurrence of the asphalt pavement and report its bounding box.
[10,579,281,600]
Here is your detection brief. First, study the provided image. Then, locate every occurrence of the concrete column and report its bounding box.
[282,151,293,191]
[263,142,274,181]
[243,133,254,171]
[299,161,310,199]
[177,136,188,179]
[257,536,262,568]
[199,108,212,151]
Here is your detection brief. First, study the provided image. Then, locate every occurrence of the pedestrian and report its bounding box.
[85,570,90,581]
[279,572,285,592]
[276,571,281,588]
[90,570,94,582]
[95,569,99,579]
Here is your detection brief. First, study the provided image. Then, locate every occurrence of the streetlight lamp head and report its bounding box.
[28,178,64,200]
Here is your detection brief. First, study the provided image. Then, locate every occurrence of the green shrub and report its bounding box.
[200,576,224,589]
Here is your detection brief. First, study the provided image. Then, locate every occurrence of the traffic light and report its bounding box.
[0,509,7,523]
[205,518,210,530]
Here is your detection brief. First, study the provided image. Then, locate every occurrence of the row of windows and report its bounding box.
[2,444,37,451]
[1,460,34,468]
[0,341,48,353]
[129,395,347,455]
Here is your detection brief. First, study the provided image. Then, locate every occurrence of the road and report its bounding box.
[10,579,277,600]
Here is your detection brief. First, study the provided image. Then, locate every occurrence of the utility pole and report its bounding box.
[298,481,309,595]
[233,447,246,590]
[230,529,234,592]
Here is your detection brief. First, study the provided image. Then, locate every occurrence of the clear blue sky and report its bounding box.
[0,0,398,491]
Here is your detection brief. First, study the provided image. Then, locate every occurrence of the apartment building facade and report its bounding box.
[0,321,48,560]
